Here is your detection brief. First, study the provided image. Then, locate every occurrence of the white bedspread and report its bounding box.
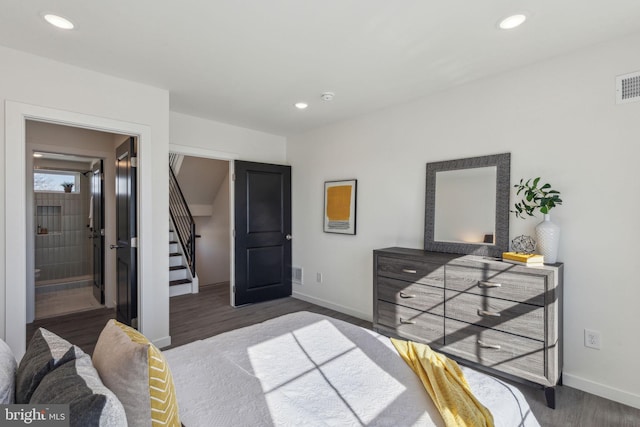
[164,311,539,427]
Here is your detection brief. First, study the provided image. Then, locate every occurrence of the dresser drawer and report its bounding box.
[445,290,544,341]
[442,318,546,384]
[377,256,445,288]
[376,300,444,345]
[378,277,444,315]
[446,265,546,305]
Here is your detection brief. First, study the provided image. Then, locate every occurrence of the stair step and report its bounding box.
[170,265,187,271]
[170,279,191,287]
[169,252,181,257]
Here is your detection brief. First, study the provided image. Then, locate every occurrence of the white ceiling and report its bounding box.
[2,1,640,136]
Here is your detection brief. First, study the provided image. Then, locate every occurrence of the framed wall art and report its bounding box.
[323,179,357,235]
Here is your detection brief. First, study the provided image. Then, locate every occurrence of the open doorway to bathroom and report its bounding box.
[26,120,127,323]
[33,152,103,319]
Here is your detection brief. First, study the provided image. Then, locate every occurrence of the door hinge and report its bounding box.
[232,173,236,181]
[232,229,236,238]
[131,157,138,168]
[100,229,105,236]
[131,318,138,329]
[232,285,236,293]
[131,237,138,248]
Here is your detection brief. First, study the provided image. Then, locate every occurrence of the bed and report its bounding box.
[163,311,540,426]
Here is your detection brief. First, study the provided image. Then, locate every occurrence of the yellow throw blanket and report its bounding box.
[391,338,494,427]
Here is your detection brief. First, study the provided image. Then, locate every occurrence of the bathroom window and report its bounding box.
[34,170,80,193]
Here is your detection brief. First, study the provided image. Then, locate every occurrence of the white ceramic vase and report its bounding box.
[535,214,560,264]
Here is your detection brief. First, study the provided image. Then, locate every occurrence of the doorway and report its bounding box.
[26,121,129,323]
[5,101,155,358]
[167,148,292,314]
[170,154,231,294]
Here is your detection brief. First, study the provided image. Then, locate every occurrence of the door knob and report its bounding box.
[285,234,292,240]
[110,244,122,250]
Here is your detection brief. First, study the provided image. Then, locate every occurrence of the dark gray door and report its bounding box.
[234,161,291,306]
[114,137,137,327]
[91,159,105,304]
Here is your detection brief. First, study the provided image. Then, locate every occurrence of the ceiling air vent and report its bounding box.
[616,71,640,104]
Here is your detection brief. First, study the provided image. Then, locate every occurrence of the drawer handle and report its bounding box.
[399,292,416,299]
[478,309,501,317]
[402,269,417,274]
[477,340,501,350]
[478,281,501,288]
[400,318,416,325]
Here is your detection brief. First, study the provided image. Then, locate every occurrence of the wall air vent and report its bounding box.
[616,71,640,104]
[292,266,303,284]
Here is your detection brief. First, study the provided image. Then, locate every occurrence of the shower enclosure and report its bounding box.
[33,165,100,318]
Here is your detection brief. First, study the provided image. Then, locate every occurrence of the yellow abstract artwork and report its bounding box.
[326,185,352,221]
[324,180,357,234]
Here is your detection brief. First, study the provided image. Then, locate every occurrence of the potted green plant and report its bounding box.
[61,182,74,193]
[512,177,563,263]
[512,177,562,218]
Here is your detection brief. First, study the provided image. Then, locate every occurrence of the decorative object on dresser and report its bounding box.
[511,234,536,254]
[535,215,561,263]
[425,153,511,257]
[373,247,563,409]
[502,251,544,266]
[512,177,563,263]
[323,179,357,235]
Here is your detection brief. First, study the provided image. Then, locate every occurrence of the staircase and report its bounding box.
[169,153,199,297]
[169,227,198,296]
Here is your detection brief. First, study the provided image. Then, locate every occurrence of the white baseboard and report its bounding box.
[153,335,172,349]
[563,372,640,409]
[292,291,372,322]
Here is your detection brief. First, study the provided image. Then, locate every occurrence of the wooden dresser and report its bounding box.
[373,247,563,408]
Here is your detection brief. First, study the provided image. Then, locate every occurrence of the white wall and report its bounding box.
[1,45,171,355]
[288,32,640,408]
[194,172,231,285]
[170,111,286,164]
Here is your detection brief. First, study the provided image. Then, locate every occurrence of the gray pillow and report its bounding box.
[15,328,83,403]
[30,353,127,427]
[0,338,17,404]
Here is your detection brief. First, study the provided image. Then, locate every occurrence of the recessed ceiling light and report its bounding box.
[498,14,526,30]
[33,153,43,158]
[294,102,308,110]
[43,14,75,30]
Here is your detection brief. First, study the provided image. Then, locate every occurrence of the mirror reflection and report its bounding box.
[424,152,510,257]
[434,166,496,244]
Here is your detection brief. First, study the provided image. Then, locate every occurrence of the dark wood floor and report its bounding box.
[167,282,370,349]
[27,283,640,426]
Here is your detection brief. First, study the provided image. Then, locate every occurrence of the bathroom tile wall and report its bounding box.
[34,174,92,282]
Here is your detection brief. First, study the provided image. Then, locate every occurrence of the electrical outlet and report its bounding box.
[316,272,323,283]
[584,329,601,350]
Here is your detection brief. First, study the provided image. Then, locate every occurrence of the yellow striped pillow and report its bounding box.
[92,319,180,427]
